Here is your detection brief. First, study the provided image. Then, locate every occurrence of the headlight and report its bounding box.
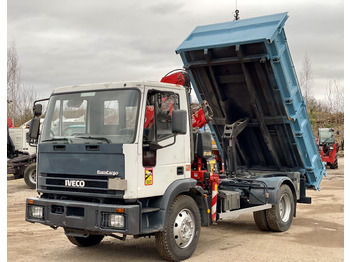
[108,214,125,228]
[28,205,44,219]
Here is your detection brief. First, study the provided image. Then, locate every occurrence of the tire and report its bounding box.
[67,235,104,247]
[24,163,37,189]
[253,210,270,231]
[330,156,338,169]
[155,195,201,261]
[266,184,295,232]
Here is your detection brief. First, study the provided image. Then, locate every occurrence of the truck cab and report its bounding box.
[39,82,191,198]
[26,81,202,236]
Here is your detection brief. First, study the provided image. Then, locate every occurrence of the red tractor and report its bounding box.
[316,128,339,169]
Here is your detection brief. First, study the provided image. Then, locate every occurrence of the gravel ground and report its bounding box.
[7,157,344,261]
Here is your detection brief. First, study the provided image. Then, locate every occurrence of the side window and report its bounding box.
[143,91,180,142]
[142,91,179,167]
[156,93,179,140]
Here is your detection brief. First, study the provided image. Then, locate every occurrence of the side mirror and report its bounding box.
[172,110,187,135]
[148,110,187,151]
[33,104,42,117]
[29,118,41,141]
[336,130,340,135]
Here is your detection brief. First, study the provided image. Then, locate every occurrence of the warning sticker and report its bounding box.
[145,168,153,186]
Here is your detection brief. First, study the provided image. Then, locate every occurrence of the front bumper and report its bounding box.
[25,197,140,235]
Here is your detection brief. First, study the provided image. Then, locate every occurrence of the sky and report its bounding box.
[6,0,344,102]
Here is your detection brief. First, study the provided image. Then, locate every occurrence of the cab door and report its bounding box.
[139,89,188,197]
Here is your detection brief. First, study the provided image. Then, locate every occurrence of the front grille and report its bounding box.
[38,173,120,196]
[101,212,110,228]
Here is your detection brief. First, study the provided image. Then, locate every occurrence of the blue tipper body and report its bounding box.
[176,12,326,190]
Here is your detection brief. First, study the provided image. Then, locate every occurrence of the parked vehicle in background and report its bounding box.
[317,128,339,169]
[8,119,37,155]
[7,119,44,189]
[7,122,36,188]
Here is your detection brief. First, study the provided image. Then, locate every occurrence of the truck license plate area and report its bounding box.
[67,207,84,217]
[50,205,85,217]
[51,205,64,214]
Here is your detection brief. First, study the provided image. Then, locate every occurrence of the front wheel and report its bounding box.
[24,163,37,189]
[266,184,295,232]
[155,195,201,261]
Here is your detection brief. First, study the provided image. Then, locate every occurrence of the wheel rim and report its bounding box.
[29,169,37,184]
[279,193,291,223]
[173,208,195,248]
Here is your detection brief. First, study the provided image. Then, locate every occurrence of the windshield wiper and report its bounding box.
[41,138,71,143]
[75,136,111,143]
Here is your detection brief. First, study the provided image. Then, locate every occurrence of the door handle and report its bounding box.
[177,166,184,175]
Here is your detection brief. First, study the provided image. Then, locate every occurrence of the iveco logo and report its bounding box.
[65,180,85,187]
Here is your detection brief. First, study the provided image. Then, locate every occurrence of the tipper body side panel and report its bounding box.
[176,12,325,189]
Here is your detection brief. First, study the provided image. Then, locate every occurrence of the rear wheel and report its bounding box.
[67,235,104,247]
[24,163,36,189]
[266,185,295,232]
[155,195,201,261]
[253,210,270,231]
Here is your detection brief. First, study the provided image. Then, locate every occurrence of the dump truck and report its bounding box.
[26,13,325,261]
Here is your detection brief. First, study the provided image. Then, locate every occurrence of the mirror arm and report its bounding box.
[29,138,38,148]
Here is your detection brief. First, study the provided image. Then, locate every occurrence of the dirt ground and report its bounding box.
[7,158,344,262]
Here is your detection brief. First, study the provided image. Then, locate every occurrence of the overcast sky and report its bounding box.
[6,0,344,101]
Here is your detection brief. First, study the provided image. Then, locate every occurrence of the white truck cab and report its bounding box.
[26,81,203,258]
[36,81,192,200]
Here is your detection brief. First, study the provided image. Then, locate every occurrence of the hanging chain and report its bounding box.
[234,0,240,20]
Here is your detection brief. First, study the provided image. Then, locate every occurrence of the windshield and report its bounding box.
[41,89,140,144]
[319,129,334,144]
